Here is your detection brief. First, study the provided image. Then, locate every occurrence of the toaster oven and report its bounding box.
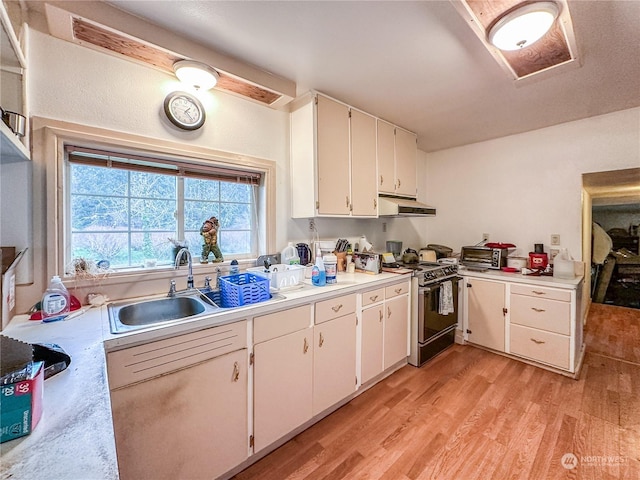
[461,246,507,270]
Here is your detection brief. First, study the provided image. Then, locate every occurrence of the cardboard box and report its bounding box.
[0,361,44,443]
[1,247,26,330]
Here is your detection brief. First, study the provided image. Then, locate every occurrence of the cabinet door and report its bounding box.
[316,95,350,215]
[377,119,395,194]
[395,128,417,197]
[384,294,410,369]
[111,350,248,480]
[313,314,357,415]
[350,109,378,216]
[361,305,384,384]
[254,328,313,452]
[466,278,506,352]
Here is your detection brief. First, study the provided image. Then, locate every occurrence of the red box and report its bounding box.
[0,361,44,443]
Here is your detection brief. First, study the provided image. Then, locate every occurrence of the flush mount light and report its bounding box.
[173,60,220,90]
[488,1,560,51]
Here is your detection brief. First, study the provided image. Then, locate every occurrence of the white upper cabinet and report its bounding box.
[377,120,417,198]
[291,93,378,218]
[0,1,29,163]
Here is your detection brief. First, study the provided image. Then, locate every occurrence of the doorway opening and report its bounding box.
[582,168,640,309]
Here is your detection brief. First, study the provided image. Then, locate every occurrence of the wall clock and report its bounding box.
[163,91,205,130]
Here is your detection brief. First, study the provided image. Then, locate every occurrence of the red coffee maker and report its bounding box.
[529,243,548,270]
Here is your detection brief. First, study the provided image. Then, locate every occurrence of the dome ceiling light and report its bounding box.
[488,1,560,51]
[452,0,578,81]
[173,60,219,90]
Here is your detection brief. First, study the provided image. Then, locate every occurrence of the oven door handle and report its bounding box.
[419,276,462,294]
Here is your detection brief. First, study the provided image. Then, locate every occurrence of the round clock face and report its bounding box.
[164,91,205,130]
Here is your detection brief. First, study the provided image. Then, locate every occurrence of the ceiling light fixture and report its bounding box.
[488,1,560,51]
[173,60,219,90]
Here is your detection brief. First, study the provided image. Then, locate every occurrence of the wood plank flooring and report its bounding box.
[234,304,640,480]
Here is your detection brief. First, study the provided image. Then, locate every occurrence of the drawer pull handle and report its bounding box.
[303,337,309,354]
[387,306,392,318]
[380,175,384,186]
[346,196,350,207]
[532,290,546,295]
[394,288,402,294]
[530,338,546,345]
[331,304,343,313]
[531,307,546,313]
[232,362,240,382]
[369,295,379,302]
[379,310,383,322]
[319,332,324,348]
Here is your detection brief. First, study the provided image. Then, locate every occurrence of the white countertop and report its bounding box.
[0,271,410,480]
[459,266,584,289]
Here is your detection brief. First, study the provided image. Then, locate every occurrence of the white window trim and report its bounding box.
[32,117,276,297]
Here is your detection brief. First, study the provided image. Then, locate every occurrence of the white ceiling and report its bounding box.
[106,0,640,152]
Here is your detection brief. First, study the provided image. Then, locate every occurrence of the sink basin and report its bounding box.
[108,295,219,334]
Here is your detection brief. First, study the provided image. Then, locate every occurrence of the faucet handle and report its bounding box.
[168,279,177,297]
[204,276,212,290]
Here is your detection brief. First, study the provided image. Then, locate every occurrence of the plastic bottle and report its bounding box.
[281,242,299,265]
[230,259,239,275]
[323,254,337,284]
[311,257,326,286]
[41,275,71,321]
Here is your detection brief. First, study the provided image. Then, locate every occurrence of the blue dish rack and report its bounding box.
[219,273,270,308]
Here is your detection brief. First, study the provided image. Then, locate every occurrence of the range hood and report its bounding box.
[378,195,436,217]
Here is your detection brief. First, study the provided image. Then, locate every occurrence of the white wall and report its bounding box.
[422,108,640,261]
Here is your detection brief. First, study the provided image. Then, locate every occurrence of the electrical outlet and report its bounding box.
[482,233,490,242]
[382,222,387,233]
[308,219,315,232]
[550,234,561,246]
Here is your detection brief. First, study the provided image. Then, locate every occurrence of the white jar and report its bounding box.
[323,254,337,284]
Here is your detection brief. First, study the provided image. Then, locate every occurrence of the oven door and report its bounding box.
[418,277,460,343]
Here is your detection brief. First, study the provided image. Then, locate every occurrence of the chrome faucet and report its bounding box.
[174,247,194,290]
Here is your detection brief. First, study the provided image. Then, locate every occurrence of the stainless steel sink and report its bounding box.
[108,295,219,334]
[108,289,287,334]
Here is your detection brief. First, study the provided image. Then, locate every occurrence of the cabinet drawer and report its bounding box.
[510,324,569,370]
[385,281,410,299]
[510,294,571,335]
[107,320,247,390]
[510,284,571,302]
[315,294,356,324]
[362,288,385,307]
[254,304,312,343]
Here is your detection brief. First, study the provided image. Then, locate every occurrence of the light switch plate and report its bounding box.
[550,234,561,245]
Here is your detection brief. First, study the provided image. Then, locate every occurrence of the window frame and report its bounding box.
[36,118,276,290]
[64,147,262,269]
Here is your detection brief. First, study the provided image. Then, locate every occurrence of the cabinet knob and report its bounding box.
[303,337,309,354]
[331,304,343,313]
[232,361,240,382]
[319,332,324,348]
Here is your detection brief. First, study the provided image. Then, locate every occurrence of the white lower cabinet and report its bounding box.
[465,277,506,352]
[361,303,384,384]
[110,349,248,480]
[384,294,410,369]
[313,313,357,415]
[253,305,313,452]
[462,274,583,375]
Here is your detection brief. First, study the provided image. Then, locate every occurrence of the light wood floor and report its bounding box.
[234,304,640,480]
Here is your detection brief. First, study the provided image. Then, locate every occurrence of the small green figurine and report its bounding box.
[200,216,224,263]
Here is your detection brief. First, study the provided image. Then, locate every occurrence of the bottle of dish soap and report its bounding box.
[311,256,326,286]
[41,275,71,321]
